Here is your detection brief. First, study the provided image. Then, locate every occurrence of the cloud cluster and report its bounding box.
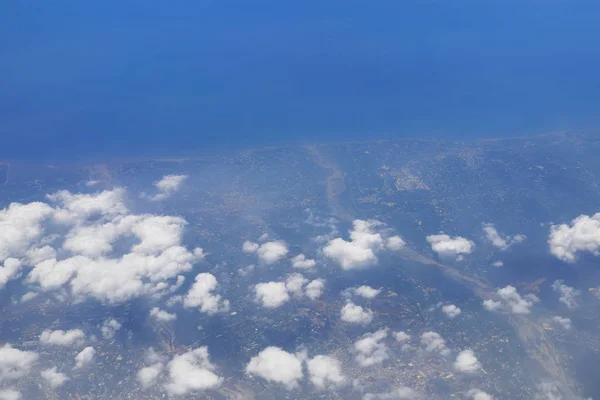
[150,307,177,322]
[323,220,404,270]
[0,188,208,304]
[483,224,525,250]
[137,363,163,389]
[74,346,95,369]
[340,302,374,325]
[147,174,188,201]
[453,349,481,373]
[548,213,600,262]
[420,331,450,356]
[0,345,38,382]
[41,367,69,388]
[183,273,230,315]
[426,234,474,259]
[363,386,421,400]
[306,355,346,390]
[467,389,494,400]
[164,347,223,396]
[101,319,121,340]
[40,329,86,348]
[243,240,289,264]
[552,316,572,330]
[254,274,324,308]
[291,253,317,269]
[353,285,381,299]
[551,280,580,309]
[441,304,461,318]
[354,329,390,367]
[483,285,539,314]
[246,347,304,389]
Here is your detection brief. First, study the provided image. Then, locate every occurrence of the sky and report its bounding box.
[2,0,600,161]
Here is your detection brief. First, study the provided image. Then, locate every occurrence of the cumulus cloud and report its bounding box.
[442,304,462,318]
[353,285,381,299]
[305,279,325,300]
[40,329,85,348]
[483,285,539,314]
[548,213,600,262]
[454,350,481,373]
[551,280,580,309]
[306,355,346,390]
[255,274,323,308]
[420,331,450,356]
[0,389,21,400]
[256,241,289,264]
[15,188,204,304]
[393,331,411,343]
[101,318,121,340]
[41,367,69,388]
[150,307,177,322]
[467,389,494,400]
[183,273,229,315]
[0,345,38,382]
[164,347,222,396]
[323,219,403,270]
[242,241,259,254]
[291,253,317,269]
[483,224,525,250]
[341,302,374,325]
[254,281,290,308]
[74,346,95,369]
[426,234,474,259]
[491,260,504,267]
[363,386,421,400]
[137,363,163,389]
[354,329,389,367]
[552,316,572,330]
[147,174,188,201]
[246,347,304,389]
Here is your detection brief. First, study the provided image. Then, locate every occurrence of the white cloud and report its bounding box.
[386,235,406,251]
[467,389,494,400]
[426,234,474,259]
[393,331,411,343]
[483,224,525,250]
[552,316,572,330]
[148,174,188,201]
[0,345,38,382]
[40,329,85,348]
[254,281,290,308]
[548,213,600,262]
[101,318,121,340]
[306,355,346,390]
[322,220,384,270]
[41,367,69,388]
[453,349,481,373]
[164,347,222,396]
[286,273,309,298]
[137,363,163,389]
[242,241,259,254]
[420,331,450,356]
[341,302,374,325]
[353,285,381,299]
[354,329,389,367]
[442,304,461,318]
[0,389,21,400]
[74,346,95,369]
[363,386,421,400]
[491,260,504,267]
[305,279,325,300]
[0,258,23,290]
[0,202,53,264]
[183,273,229,315]
[291,253,316,269]
[246,347,304,389]
[150,307,177,322]
[257,241,289,264]
[483,285,539,314]
[20,292,38,303]
[551,280,580,309]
